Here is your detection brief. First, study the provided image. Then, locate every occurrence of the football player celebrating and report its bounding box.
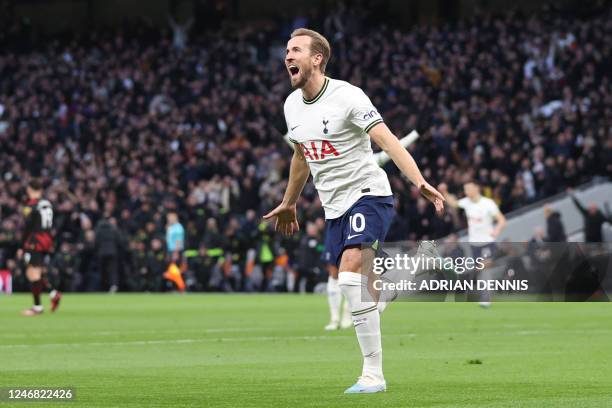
[265,28,444,393]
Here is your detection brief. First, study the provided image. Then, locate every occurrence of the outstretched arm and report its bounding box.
[263,145,310,235]
[281,145,310,206]
[168,15,177,29]
[570,193,587,216]
[438,183,459,209]
[369,123,445,214]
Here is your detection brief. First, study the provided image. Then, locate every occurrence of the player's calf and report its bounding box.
[338,268,385,389]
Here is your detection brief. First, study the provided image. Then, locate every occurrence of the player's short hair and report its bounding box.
[291,28,331,74]
[28,179,43,191]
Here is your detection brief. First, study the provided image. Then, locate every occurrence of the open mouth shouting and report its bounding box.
[288,64,300,78]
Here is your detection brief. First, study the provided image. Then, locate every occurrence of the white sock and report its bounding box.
[376,276,396,314]
[341,296,351,323]
[338,271,384,383]
[286,272,296,292]
[327,277,341,323]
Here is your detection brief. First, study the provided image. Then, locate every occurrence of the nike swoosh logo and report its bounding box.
[290,125,300,131]
[347,233,363,240]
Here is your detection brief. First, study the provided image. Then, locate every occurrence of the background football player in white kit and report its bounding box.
[264,28,445,394]
[441,181,506,307]
[322,260,352,331]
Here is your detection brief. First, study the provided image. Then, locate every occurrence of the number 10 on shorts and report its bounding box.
[349,213,365,233]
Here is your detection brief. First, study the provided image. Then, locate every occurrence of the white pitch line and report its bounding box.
[0,335,356,349]
[0,327,267,339]
[2,327,610,350]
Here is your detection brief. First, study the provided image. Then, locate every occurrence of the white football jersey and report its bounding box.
[457,196,501,244]
[284,77,392,219]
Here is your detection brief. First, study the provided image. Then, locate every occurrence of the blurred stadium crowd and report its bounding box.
[0,2,610,292]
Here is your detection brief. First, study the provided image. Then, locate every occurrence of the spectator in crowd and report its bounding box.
[148,238,168,291]
[49,241,79,292]
[166,212,185,262]
[544,206,567,242]
[168,15,194,51]
[293,222,324,293]
[78,229,97,291]
[569,192,612,243]
[527,226,555,297]
[94,217,122,292]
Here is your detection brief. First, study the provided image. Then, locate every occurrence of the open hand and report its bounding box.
[263,203,299,236]
[420,182,445,215]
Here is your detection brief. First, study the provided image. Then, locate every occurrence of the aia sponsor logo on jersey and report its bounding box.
[468,216,484,224]
[299,140,339,161]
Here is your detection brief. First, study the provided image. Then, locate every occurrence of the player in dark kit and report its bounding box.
[20,180,62,316]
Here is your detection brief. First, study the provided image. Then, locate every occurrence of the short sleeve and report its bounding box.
[347,87,384,133]
[286,120,298,144]
[283,95,297,144]
[487,199,501,217]
[284,101,298,144]
[457,197,469,210]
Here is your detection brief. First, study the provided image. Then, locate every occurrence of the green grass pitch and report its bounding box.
[1,294,611,407]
